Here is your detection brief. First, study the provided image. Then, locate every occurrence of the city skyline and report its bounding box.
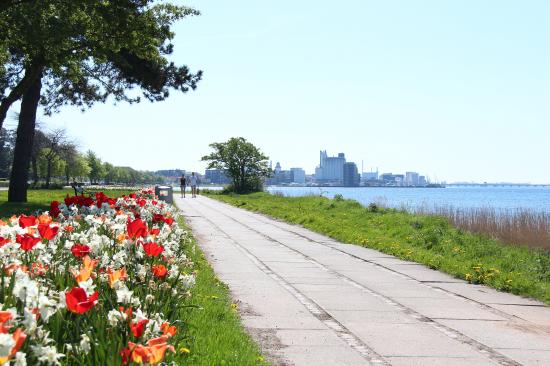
[18,0,550,184]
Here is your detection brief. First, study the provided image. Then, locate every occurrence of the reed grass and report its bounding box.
[413,206,550,249]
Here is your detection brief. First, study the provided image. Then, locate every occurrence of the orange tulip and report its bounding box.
[26,227,37,236]
[38,214,53,225]
[74,255,98,284]
[108,268,127,288]
[128,336,174,365]
[160,322,177,337]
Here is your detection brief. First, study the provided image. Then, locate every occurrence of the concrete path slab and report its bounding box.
[176,196,550,366]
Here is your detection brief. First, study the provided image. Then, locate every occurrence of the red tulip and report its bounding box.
[152,214,165,223]
[38,224,59,240]
[130,319,149,338]
[50,201,61,218]
[142,242,163,257]
[152,264,167,278]
[16,234,41,251]
[71,243,91,258]
[0,236,10,247]
[18,215,37,228]
[127,219,148,239]
[65,287,99,314]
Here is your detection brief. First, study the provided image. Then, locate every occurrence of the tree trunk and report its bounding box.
[0,65,42,131]
[8,75,42,202]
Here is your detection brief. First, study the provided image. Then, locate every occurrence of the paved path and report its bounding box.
[175,196,550,366]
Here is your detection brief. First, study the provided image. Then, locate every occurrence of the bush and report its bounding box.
[367,202,379,212]
[334,194,344,201]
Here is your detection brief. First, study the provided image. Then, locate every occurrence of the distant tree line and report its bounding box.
[0,126,164,187]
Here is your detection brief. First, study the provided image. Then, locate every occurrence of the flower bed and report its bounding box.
[0,189,194,365]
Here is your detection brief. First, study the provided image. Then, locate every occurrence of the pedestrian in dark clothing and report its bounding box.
[180,175,187,198]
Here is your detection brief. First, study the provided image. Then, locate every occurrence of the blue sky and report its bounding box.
[35,0,549,182]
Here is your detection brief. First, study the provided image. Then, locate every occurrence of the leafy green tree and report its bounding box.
[2,1,202,201]
[103,162,118,185]
[37,148,65,185]
[202,137,271,193]
[86,150,104,184]
[61,147,88,184]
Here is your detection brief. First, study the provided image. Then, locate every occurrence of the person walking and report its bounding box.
[190,172,198,198]
[179,174,187,198]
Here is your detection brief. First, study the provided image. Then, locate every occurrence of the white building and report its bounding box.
[315,150,346,183]
[362,171,379,181]
[290,168,306,184]
[405,172,420,186]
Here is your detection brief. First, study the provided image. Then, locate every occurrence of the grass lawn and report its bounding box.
[209,192,550,304]
[0,188,267,365]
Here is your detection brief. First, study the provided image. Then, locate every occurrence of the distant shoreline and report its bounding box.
[266,185,446,189]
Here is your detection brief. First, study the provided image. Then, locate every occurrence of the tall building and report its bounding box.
[343,162,360,187]
[290,168,306,184]
[405,172,420,186]
[419,176,427,186]
[315,150,346,183]
[274,162,282,174]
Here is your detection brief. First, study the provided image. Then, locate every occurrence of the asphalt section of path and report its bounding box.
[175,195,550,366]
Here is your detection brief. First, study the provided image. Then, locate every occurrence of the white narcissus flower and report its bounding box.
[0,333,15,357]
[80,334,91,353]
[22,308,38,335]
[78,278,96,295]
[116,286,133,304]
[38,294,57,321]
[107,309,127,327]
[133,309,148,322]
[136,264,147,281]
[33,345,64,365]
[63,240,74,250]
[57,292,66,310]
[12,271,39,307]
[14,351,27,366]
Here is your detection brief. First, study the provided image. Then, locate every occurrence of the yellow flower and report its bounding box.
[179,347,191,354]
[465,273,472,281]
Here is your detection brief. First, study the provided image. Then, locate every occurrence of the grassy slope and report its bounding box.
[0,189,267,365]
[210,192,550,304]
[175,217,267,366]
